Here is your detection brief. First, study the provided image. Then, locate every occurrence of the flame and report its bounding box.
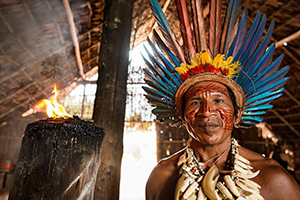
[35,84,72,118]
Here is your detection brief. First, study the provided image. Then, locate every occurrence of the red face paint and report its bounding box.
[183,81,236,146]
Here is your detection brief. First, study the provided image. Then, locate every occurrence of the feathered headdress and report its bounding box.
[142,0,289,127]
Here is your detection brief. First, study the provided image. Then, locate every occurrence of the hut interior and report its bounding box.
[0,0,299,199]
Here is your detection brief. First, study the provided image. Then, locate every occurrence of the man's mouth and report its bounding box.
[197,122,219,131]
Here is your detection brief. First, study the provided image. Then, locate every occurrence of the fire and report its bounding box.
[35,84,72,118]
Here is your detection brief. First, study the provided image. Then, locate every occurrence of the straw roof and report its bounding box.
[1,0,300,141]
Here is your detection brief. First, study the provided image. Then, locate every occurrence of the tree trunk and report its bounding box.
[93,0,134,199]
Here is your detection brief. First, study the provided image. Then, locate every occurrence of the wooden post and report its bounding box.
[92,0,134,199]
[156,123,189,161]
[8,117,105,200]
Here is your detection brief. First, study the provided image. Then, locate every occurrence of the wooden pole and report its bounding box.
[92,0,134,199]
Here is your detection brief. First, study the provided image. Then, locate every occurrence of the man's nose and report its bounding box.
[197,100,216,117]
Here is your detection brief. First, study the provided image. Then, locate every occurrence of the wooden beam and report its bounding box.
[270,109,300,137]
[0,76,46,105]
[63,0,85,80]
[264,112,300,120]
[274,13,300,33]
[275,30,300,49]
[271,122,300,127]
[284,89,300,107]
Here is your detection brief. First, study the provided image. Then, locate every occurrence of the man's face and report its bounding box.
[183,81,239,145]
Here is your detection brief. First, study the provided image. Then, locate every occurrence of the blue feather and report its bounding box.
[145,94,175,106]
[148,0,173,39]
[148,0,184,62]
[148,100,173,109]
[153,30,181,67]
[146,39,181,86]
[142,51,177,92]
[247,77,289,98]
[245,88,284,105]
[240,121,259,126]
[245,20,274,71]
[245,93,282,108]
[227,9,247,57]
[144,79,174,97]
[156,113,175,121]
[152,108,176,114]
[239,14,266,69]
[143,86,174,102]
[243,55,284,92]
[240,43,275,89]
[223,0,242,54]
[243,111,266,116]
[144,68,176,94]
[245,65,289,95]
[242,116,263,122]
[243,104,273,112]
[234,11,261,63]
[253,65,289,89]
[239,20,275,83]
[253,54,284,82]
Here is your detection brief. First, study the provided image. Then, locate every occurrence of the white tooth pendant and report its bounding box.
[202,165,221,200]
[234,164,253,175]
[174,175,193,200]
[223,175,240,197]
[237,179,260,191]
[197,187,207,200]
[239,178,261,189]
[236,170,260,179]
[174,174,187,200]
[178,154,187,166]
[183,181,199,199]
[235,154,250,165]
[235,159,253,170]
[236,196,247,200]
[252,192,264,200]
[236,180,259,194]
[216,182,234,200]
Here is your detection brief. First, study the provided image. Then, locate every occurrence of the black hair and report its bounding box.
[226,86,239,119]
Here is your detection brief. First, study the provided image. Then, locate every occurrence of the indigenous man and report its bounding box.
[146,80,300,199]
[142,0,300,199]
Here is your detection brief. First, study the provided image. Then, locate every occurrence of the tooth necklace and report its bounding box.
[174,138,264,200]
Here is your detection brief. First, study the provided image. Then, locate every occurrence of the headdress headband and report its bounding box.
[142,0,289,127]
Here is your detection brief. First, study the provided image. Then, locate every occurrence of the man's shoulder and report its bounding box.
[239,146,300,199]
[146,148,185,200]
[152,148,185,176]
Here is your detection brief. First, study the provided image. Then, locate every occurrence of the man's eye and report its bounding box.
[191,101,200,105]
[215,99,223,103]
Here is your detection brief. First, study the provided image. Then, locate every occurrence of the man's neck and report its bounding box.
[190,136,232,170]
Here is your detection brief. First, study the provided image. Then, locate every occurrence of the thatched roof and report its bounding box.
[0,0,104,124]
[1,0,300,141]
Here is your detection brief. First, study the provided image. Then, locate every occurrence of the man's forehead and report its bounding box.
[185,81,230,97]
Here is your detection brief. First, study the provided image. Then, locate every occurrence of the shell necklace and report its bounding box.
[174,138,264,200]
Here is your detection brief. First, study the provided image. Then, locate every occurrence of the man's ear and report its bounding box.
[234,109,242,125]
